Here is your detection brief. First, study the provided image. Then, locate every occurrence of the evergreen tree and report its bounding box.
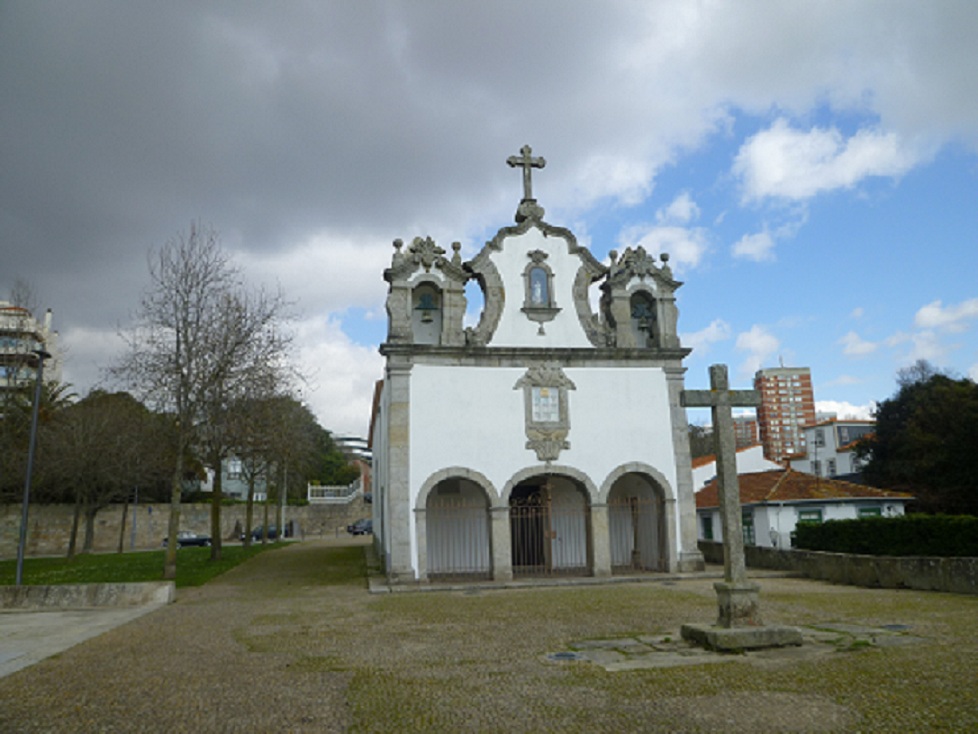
[859,361,978,515]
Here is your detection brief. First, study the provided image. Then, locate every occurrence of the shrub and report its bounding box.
[793,514,978,557]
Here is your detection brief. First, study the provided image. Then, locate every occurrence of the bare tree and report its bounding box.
[114,223,292,578]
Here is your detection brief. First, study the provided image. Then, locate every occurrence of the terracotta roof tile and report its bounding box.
[695,469,912,509]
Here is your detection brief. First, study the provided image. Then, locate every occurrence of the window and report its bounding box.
[702,515,714,541]
[858,507,882,518]
[814,428,825,447]
[742,509,755,545]
[227,458,242,480]
[798,508,823,524]
[827,459,837,476]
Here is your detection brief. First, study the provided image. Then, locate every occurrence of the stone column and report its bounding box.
[414,507,428,582]
[590,502,612,578]
[665,365,705,572]
[490,506,513,582]
[385,357,415,581]
[611,292,635,348]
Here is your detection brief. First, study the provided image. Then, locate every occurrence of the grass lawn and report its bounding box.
[0,542,281,588]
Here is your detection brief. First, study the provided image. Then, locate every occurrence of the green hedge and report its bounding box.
[793,514,978,557]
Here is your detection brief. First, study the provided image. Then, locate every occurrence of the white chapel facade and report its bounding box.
[370,146,705,582]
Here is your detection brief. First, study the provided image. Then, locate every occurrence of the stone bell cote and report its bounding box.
[383,236,468,347]
[600,245,682,349]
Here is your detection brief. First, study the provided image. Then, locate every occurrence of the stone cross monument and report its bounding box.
[681,364,802,650]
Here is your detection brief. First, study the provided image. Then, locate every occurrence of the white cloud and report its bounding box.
[914,298,978,332]
[850,307,865,319]
[296,316,384,437]
[969,364,978,382]
[59,326,128,396]
[617,224,709,273]
[735,325,780,376]
[839,330,878,357]
[237,233,391,318]
[658,191,700,225]
[683,319,732,357]
[733,118,921,202]
[905,330,947,364]
[731,230,775,261]
[815,400,874,420]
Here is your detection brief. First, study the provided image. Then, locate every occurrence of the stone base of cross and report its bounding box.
[680,364,802,651]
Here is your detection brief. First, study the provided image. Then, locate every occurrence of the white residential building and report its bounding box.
[789,419,875,479]
[696,469,911,550]
[691,444,782,490]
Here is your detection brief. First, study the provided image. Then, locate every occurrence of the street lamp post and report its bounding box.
[15,348,51,586]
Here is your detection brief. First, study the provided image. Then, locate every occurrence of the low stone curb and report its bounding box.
[0,582,174,610]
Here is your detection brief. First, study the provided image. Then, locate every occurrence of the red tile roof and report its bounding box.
[695,469,911,509]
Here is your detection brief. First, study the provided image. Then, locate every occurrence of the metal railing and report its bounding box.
[307,477,362,504]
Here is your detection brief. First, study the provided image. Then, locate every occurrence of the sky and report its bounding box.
[3,1,978,437]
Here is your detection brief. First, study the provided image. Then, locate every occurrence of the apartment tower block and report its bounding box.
[754,366,816,463]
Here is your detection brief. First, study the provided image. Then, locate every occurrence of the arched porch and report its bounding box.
[507,471,593,578]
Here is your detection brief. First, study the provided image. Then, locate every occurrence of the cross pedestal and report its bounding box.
[680,364,802,651]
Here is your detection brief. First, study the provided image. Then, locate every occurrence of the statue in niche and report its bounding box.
[530,267,548,306]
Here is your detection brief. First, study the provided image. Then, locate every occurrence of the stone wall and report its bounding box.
[699,540,978,596]
[0,500,372,558]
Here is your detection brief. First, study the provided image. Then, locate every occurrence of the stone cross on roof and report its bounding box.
[507,144,546,201]
[681,364,761,585]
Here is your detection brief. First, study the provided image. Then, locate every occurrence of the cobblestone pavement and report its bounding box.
[0,538,975,733]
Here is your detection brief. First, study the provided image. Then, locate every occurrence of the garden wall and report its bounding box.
[0,500,371,559]
[698,540,978,595]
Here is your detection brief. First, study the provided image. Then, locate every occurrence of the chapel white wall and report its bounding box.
[488,228,595,349]
[409,363,679,506]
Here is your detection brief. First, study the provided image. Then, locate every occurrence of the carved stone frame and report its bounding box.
[520,250,560,333]
[514,363,576,461]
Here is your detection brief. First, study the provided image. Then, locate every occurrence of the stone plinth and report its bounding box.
[680,580,802,651]
[715,580,762,627]
[680,622,803,651]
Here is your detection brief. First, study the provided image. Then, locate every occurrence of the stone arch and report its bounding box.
[416,466,498,509]
[599,462,677,573]
[502,464,598,577]
[598,462,675,503]
[501,464,599,505]
[415,467,496,581]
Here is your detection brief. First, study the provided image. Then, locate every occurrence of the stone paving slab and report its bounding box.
[552,623,924,671]
[0,604,168,679]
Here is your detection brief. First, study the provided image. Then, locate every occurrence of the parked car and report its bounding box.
[347,518,372,536]
[162,530,212,548]
[241,525,289,542]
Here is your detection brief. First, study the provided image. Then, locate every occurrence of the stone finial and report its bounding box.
[451,241,462,266]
